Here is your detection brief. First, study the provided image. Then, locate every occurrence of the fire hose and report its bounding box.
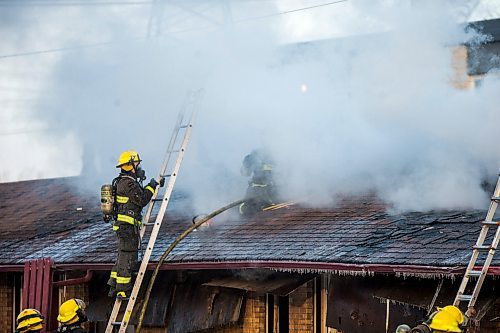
[136,198,246,333]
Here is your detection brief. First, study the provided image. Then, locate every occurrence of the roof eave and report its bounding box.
[1,261,497,277]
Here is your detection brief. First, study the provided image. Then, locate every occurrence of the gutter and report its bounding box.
[53,270,93,287]
[2,261,499,276]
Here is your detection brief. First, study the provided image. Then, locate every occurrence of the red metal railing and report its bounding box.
[22,258,54,333]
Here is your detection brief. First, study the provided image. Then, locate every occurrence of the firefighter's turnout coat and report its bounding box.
[54,324,86,333]
[108,173,155,294]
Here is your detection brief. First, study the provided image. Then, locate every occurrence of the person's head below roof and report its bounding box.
[428,305,464,333]
[57,298,87,326]
[16,309,44,333]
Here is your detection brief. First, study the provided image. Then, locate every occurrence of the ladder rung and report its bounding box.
[473,245,496,251]
[105,90,202,333]
[169,148,185,153]
[491,196,500,202]
[456,294,473,302]
[467,270,483,277]
[482,221,500,226]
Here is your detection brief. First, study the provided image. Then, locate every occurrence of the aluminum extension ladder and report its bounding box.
[453,174,500,321]
[105,90,203,333]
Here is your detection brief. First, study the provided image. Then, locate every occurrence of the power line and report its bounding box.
[237,0,348,22]
[0,40,138,59]
[0,0,276,4]
[0,0,349,59]
[0,128,50,136]
[0,0,278,6]
[0,1,153,7]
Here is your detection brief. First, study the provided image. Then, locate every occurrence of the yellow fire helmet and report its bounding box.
[16,308,44,333]
[116,150,141,172]
[57,298,86,325]
[428,305,464,333]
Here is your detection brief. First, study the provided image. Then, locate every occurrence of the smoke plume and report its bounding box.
[2,0,500,213]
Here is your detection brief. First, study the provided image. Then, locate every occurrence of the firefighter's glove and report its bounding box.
[148,178,160,189]
[159,177,165,187]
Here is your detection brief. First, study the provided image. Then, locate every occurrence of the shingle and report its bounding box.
[0,177,496,269]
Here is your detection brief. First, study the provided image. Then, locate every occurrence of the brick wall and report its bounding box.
[202,292,266,333]
[0,274,13,333]
[243,293,266,333]
[289,281,314,333]
[450,45,475,90]
[59,283,89,305]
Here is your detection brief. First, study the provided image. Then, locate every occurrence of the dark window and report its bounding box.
[278,296,289,333]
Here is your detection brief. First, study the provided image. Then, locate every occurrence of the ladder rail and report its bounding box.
[140,98,192,239]
[104,90,202,333]
[156,92,192,178]
[453,224,494,306]
[105,118,194,333]
[453,175,500,314]
[467,226,500,308]
[116,122,193,333]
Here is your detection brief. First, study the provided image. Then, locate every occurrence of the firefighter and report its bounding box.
[15,308,44,333]
[239,149,277,216]
[409,305,464,333]
[55,298,87,333]
[107,150,164,299]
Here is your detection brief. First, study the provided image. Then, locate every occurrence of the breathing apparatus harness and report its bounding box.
[101,156,147,223]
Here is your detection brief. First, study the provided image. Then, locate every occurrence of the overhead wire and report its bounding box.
[0,40,126,59]
[0,1,154,7]
[237,0,348,22]
[0,127,51,136]
[0,0,277,5]
[0,0,349,59]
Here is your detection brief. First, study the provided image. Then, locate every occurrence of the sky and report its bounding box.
[2,0,500,213]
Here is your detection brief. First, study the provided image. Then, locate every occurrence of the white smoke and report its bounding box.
[2,0,500,213]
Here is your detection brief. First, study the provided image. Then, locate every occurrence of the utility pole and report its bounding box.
[147,0,165,38]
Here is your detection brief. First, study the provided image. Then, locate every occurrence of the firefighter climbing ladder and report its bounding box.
[453,174,500,321]
[105,89,203,333]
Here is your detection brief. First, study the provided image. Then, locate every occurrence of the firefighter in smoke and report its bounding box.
[239,149,277,216]
[106,150,164,299]
[55,298,88,333]
[15,309,45,333]
[406,305,464,333]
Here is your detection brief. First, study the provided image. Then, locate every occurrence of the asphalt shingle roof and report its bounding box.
[0,177,496,273]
